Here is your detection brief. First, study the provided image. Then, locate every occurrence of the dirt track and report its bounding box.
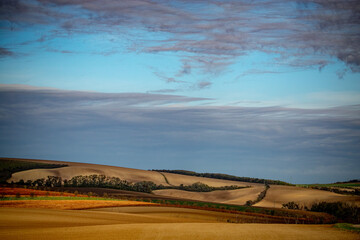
[0,208,358,240]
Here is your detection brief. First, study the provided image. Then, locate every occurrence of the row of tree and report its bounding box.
[308,186,360,196]
[152,169,291,185]
[14,175,159,193]
[13,175,246,193]
[0,159,67,183]
[170,182,246,192]
[245,183,270,206]
[282,201,360,223]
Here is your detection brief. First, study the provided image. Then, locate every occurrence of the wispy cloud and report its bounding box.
[153,71,186,84]
[196,81,212,89]
[0,47,15,57]
[147,89,179,94]
[0,84,359,183]
[2,0,359,79]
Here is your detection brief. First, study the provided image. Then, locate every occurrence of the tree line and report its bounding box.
[307,185,360,196]
[152,169,292,185]
[13,175,247,193]
[245,183,270,206]
[0,159,67,183]
[282,201,360,223]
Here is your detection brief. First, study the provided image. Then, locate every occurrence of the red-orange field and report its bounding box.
[0,200,156,209]
[0,187,88,197]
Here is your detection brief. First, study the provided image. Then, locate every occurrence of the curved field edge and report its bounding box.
[5,158,261,187]
[153,186,265,205]
[254,185,360,208]
[0,186,337,224]
[0,158,67,182]
[0,208,359,240]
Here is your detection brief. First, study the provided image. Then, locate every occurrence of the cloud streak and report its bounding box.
[0,84,359,183]
[1,0,359,79]
[0,47,14,57]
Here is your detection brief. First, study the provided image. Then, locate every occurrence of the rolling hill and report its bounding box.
[1,157,359,208]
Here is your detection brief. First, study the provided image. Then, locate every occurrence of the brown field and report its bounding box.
[153,185,265,205]
[254,185,360,208]
[7,158,256,187]
[4,158,360,209]
[0,200,156,209]
[90,206,281,223]
[0,208,358,240]
[161,172,259,187]
[9,164,168,186]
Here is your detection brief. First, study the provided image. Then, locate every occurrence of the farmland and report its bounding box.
[254,185,360,208]
[0,208,359,240]
[4,157,359,210]
[1,158,359,239]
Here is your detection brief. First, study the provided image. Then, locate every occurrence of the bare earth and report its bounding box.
[9,164,168,186]
[254,185,360,208]
[161,172,258,187]
[153,185,265,205]
[5,159,360,207]
[0,208,358,240]
[8,159,256,187]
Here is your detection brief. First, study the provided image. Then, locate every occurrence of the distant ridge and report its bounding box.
[152,169,292,186]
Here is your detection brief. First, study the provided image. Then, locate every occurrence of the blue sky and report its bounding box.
[0,0,360,183]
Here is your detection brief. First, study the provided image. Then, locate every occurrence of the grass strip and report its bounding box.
[334,223,360,233]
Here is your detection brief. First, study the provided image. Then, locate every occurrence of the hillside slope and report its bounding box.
[3,158,360,208]
[254,185,360,208]
[153,185,265,205]
[6,158,256,187]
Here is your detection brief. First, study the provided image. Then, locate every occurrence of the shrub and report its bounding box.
[310,201,360,223]
[282,201,301,210]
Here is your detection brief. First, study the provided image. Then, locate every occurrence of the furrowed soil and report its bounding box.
[0,208,358,240]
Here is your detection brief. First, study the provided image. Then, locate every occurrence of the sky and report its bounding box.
[0,0,359,184]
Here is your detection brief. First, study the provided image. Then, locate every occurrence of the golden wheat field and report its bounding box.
[0,208,358,240]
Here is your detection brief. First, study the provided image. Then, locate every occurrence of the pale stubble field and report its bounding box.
[0,207,358,240]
